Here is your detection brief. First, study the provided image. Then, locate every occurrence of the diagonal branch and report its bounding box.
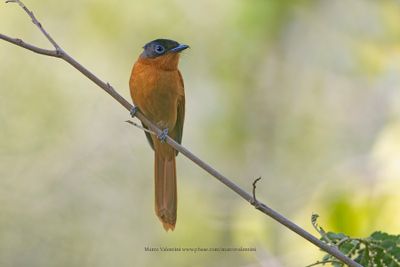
[0,1,361,267]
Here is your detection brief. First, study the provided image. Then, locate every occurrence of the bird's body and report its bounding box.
[129,39,188,231]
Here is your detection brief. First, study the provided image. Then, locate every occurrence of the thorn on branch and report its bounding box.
[250,177,262,209]
[106,82,117,93]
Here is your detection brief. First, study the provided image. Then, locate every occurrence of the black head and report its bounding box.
[142,39,189,59]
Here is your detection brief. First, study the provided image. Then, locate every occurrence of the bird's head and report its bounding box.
[139,39,189,70]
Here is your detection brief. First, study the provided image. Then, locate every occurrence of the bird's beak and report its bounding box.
[170,44,189,53]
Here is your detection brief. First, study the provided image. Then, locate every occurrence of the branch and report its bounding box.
[125,120,156,135]
[0,2,361,267]
[0,33,58,57]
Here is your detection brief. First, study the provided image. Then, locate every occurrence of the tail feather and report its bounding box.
[154,150,177,231]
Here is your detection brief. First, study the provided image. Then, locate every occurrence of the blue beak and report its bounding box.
[170,44,189,53]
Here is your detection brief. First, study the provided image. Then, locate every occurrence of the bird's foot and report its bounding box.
[130,106,138,117]
[157,128,169,143]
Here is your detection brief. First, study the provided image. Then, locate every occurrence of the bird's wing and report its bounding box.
[172,71,185,155]
[172,95,185,156]
[175,95,185,145]
[144,96,184,156]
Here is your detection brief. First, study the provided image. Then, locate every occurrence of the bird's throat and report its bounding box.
[138,53,180,71]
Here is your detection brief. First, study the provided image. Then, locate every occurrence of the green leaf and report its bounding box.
[310,219,400,266]
[326,232,348,242]
[371,231,389,241]
[359,254,368,266]
[339,240,358,255]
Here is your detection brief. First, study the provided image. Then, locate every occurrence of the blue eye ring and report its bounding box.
[154,45,165,54]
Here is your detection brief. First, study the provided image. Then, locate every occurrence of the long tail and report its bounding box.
[154,149,177,231]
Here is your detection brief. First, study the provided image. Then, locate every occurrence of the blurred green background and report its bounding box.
[1,0,400,266]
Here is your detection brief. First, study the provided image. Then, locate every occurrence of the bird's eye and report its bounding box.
[154,45,165,54]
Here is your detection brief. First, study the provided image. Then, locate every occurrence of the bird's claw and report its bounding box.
[130,106,138,117]
[158,128,169,143]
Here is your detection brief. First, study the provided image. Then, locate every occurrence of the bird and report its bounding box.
[129,39,188,231]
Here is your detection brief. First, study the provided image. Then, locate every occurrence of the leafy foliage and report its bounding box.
[309,214,400,267]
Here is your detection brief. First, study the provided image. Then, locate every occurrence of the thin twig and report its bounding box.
[0,2,362,267]
[305,260,343,267]
[0,34,59,57]
[251,177,262,207]
[125,120,156,135]
[7,0,61,51]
